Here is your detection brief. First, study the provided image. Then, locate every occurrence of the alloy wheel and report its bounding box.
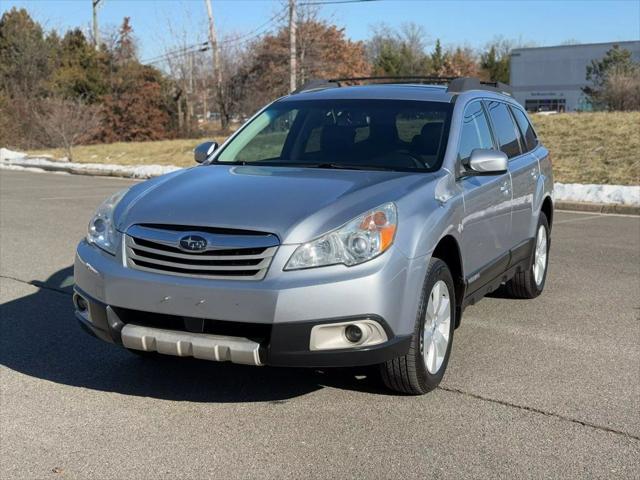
[422,280,451,374]
[533,225,548,286]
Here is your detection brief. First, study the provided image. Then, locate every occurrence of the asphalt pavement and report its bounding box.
[1,170,639,479]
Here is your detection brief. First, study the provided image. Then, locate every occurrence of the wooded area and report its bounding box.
[1,6,638,159]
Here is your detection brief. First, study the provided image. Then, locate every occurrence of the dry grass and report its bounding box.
[28,136,228,168]
[532,111,640,185]
[27,112,640,185]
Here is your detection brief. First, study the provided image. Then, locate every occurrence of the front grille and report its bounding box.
[124,225,279,280]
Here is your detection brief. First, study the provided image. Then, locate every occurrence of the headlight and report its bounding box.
[86,189,128,255]
[285,202,397,270]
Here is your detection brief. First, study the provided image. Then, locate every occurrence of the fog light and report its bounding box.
[345,324,363,343]
[74,294,88,312]
[309,319,388,351]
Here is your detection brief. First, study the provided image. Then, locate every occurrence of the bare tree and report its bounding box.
[157,13,208,136]
[600,68,640,111]
[34,97,102,160]
[366,22,431,76]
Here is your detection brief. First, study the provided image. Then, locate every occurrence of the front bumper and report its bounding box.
[74,239,424,367]
[75,287,411,367]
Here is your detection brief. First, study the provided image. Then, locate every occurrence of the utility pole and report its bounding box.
[92,0,103,51]
[204,0,225,128]
[289,0,297,92]
[188,51,194,119]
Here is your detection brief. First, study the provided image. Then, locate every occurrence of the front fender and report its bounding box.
[394,172,464,261]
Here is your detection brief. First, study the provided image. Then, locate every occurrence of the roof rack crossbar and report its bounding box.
[292,76,456,94]
[291,76,513,96]
[328,75,456,85]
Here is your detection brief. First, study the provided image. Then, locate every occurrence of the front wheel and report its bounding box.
[380,258,455,395]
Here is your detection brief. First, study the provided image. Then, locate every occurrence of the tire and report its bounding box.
[503,213,550,299]
[380,258,456,395]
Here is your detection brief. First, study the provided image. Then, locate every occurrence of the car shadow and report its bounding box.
[0,267,389,403]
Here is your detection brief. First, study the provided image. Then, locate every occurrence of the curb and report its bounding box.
[3,160,639,215]
[555,201,640,216]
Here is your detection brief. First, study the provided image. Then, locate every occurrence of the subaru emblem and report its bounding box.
[179,235,208,252]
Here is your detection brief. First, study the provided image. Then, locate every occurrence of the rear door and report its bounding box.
[458,100,512,292]
[485,101,538,251]
[510,105,542,245]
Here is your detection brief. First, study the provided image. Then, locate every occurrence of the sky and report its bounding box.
[2,0,639,62]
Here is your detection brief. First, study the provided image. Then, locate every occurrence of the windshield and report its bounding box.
[215,99,452,172]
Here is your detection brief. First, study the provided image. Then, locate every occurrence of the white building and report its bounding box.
[510,40,640,112]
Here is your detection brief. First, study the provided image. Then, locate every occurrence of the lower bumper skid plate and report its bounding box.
[120,324,263,366]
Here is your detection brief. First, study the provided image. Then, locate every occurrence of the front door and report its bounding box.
[457,100,512,293]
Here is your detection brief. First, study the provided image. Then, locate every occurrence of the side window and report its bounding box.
[458,101,494,165]
[486,101,522,159]
[510,106,538,152]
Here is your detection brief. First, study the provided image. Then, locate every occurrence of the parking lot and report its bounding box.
[1,169,639,479]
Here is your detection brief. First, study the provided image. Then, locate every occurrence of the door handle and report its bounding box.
[500,182,510,195]
[530,170,538,179]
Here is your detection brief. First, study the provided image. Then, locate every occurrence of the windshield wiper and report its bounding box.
[210,160,399,171]
[211,160,248,165]
[311,163,396,171]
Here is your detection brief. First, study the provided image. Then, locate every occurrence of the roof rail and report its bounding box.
[291,76,513,96]
[446,77,512,96]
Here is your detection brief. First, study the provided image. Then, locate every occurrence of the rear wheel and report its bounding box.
[380,258,455,395]
[504,213,550,299]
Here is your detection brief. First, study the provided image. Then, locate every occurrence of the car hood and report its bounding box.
[117,164,436,244]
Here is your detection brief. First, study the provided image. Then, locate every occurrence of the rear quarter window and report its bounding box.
[486,101,522,159]
[510,106,538,152]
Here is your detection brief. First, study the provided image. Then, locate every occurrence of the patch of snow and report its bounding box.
[1,149,182,179]
[555,183,640,206]
[0,148,27,161]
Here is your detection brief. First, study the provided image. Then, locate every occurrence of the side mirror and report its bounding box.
[194,141,219,164]
[464,149,508,175]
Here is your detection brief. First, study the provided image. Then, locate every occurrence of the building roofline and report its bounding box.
[511,39,640,53]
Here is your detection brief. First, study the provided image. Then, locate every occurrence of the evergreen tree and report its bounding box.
[368,23,431,77]
[583,45,640,110]
[52,28,107,101]
[480,45,510,83]
[430,39,446,76]
[0,7,53,97]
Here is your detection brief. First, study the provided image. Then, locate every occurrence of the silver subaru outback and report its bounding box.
[74,77,553,394]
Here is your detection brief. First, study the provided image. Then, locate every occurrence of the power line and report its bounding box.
[143,5,287,64]
[143,42,209,65]
[300,0,381,5]
[219,5,289,46]
[143,0,372,65]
